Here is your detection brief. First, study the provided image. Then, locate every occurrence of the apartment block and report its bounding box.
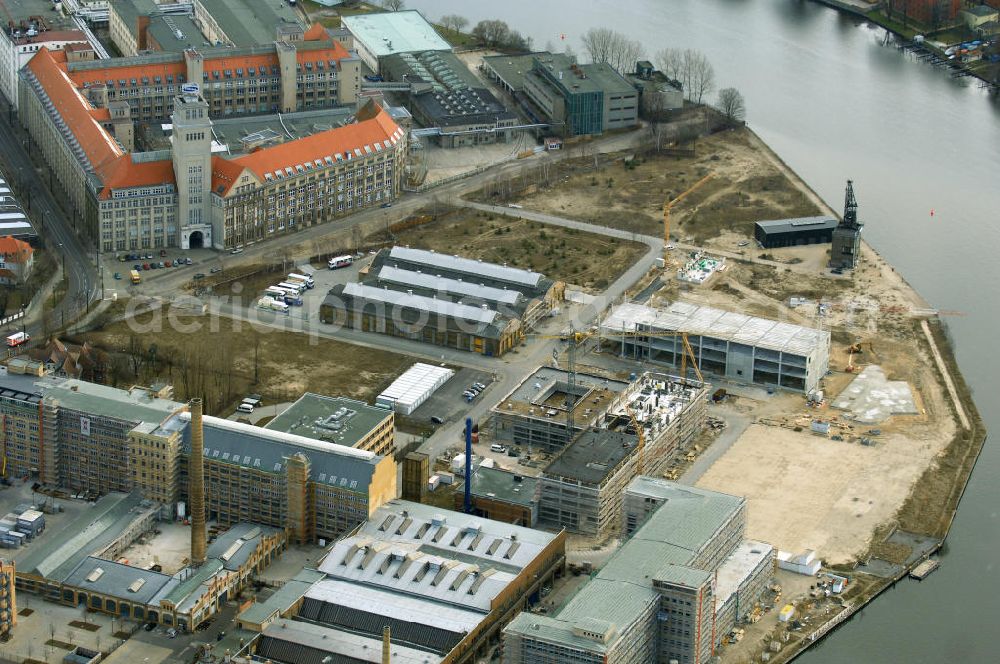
[504,480,774,664]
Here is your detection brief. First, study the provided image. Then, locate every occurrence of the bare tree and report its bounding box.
[382,0,405,11]
[685,50,715,104]
[126,333,146,377]
[716,87,746,124]
[654,48,683,82]
[471,20,511,48]
[583,28,643,74]
[439,14,468,34]
[581,27,616,65]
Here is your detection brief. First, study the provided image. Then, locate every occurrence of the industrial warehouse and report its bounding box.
[504,479,775,664]
[321,247,564,356]
[9,489,285,632]
[602,301,831,393]
[243,500,566,664]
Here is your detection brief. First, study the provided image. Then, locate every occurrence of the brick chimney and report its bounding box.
[189,398,206,565]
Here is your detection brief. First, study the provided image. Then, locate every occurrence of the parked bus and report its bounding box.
[277,281,306,295]
[5,332,29,347]
[287,272,315,288]
[327,255,353,270]
[130,269,141,284]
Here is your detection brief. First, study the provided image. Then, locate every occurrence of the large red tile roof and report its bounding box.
[211,105,403,196]
[97,157,176,200]
[0,236,33,260]
[25,48,124,173]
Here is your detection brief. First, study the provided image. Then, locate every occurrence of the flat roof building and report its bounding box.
[192,0,303,48]
[342,10,451,72]
[382,50,519,148]
[754,216,838,249]
[249,500,565,664]
[454,466,540,527]
[264,393,395,457]
[504,480,774,664]
[482,52,638,136]
[602,301,831,393]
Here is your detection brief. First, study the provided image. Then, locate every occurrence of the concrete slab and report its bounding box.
[832,365,917,424]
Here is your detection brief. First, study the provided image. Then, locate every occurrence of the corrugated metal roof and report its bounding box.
[388,246,542,288]
[601,301,829,357]
[341,282,499,324]
[239,568,325,625]
[307,578,485,634]
[342,11,451,59]
[374,265,523,306]
[755,216,837,235]
[206,523,281,571]
[259,620,444,664]
[15,491,149,581]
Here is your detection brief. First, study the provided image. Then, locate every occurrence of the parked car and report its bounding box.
[210,267,223,274]
[430,415,444,424]
[144,253,153,260]
[157,261,165,268]
[164,260,172,267]
[133,264,142,271]
[144,622,156,632]
[193,273,205,280]
[142,263,150,270]
[113,272,121,280]
[185,257,193,265]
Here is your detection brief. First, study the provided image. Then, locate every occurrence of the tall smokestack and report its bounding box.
[189,398,206,565]
[382,625,391,664]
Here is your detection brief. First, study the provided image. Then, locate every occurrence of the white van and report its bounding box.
[236,403,254,414]
[490,443,507,453]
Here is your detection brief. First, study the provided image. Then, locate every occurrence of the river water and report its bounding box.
[410,0,999,660]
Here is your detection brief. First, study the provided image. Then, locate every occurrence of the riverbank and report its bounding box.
[809,0,1000,92]
[486,123,986,663]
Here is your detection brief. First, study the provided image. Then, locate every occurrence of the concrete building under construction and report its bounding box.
[602,301,831,393]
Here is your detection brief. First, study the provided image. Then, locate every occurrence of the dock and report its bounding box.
[909,559,940,580]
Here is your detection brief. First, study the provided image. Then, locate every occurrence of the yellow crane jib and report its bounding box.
[663,172,715,263]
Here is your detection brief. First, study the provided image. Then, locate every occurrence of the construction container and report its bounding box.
[437,471,455,485]
[428,475,441,492]
[451,453,467,476]
[16,509,45,537]
[778,604,795,622]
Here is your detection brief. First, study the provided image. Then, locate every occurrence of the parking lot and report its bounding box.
[406,368,496,433]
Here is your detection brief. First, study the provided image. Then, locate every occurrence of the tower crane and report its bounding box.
[663,173,715,266]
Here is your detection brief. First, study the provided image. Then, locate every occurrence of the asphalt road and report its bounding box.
[0,101,98,334]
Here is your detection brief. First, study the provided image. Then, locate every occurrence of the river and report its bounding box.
[408,0,1000,660]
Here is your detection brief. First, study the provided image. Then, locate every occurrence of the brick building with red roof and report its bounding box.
[18,39,405,252]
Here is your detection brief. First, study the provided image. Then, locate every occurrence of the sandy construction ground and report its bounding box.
[696,421,953,565]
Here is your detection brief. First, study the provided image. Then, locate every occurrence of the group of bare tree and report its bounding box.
[654,48,716,104]
[380,0,405,11]
[581,28,644,75]
[471,19,532,51]
[123,333,244,414]
[438,14,469,35]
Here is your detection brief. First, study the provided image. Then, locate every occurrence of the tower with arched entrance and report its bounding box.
[172,85,214,250]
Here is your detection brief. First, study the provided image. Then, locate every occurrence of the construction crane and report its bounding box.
[663,173,714,266]
[530,326,705,434]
